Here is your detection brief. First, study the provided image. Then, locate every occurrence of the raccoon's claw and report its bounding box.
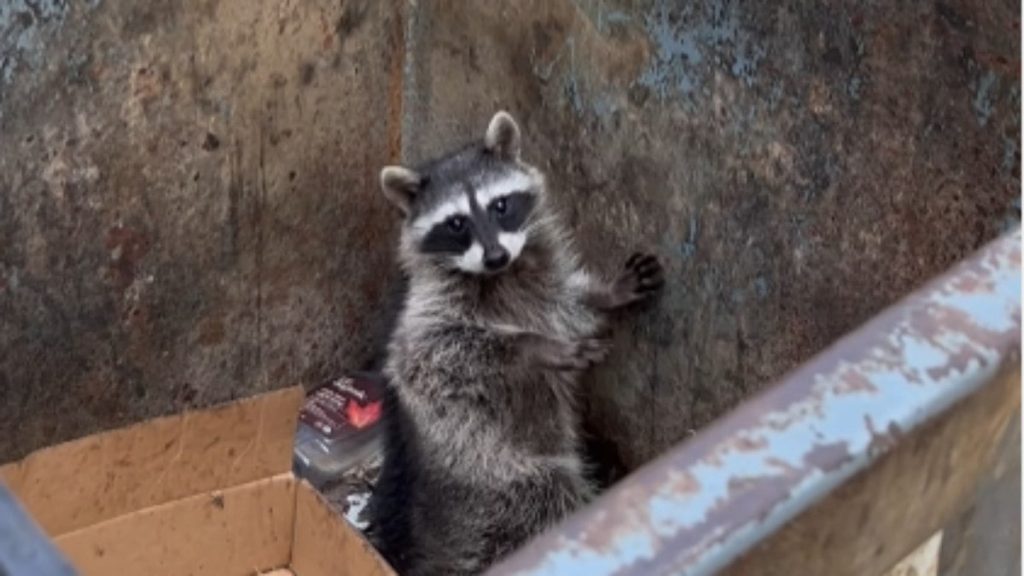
[615,252,665,305]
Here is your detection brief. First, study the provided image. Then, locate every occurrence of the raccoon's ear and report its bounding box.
[380,166,423,216]
[484,111,521,160]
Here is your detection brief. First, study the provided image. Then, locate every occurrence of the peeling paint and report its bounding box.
[766,79,784,110]
[0,56,13,86]
[574,0,633,35]
[753,276,770,299]
[533,25,628,125]
[0,0,70,87]
[590,93,619,123]
[730,43,766,88]
[972,70,998,127]
[846,75,863,100]
[1002,137,1018,174]
[636,0,765,103]
[637,3,702,101]
[603,11,632,27]
[1006,196,1022,233]
[679,213,699,259]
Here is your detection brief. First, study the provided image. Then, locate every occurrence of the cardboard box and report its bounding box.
[0,387,395,576]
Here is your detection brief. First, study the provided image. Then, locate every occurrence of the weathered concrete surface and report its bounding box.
[401,0,1021,469]
[0,0,405,460]
[0,0,1019,474]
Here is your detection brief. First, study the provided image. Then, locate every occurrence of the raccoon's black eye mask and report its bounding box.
[417,190,537,257]
[421,216,473,255]
[488,192,535,232]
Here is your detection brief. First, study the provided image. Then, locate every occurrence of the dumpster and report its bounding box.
[0,0,1018,574]
[1,230,1016,576]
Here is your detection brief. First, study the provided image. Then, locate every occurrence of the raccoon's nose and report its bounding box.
[483,248,510,271]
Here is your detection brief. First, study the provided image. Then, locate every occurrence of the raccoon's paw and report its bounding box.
[556,337,611,371]
[529,335,611,372]
[612,252,664,306]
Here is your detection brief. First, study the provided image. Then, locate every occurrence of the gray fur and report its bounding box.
[370,111,664,575]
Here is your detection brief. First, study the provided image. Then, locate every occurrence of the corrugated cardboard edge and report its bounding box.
[54,473,296,576]
[291,480,396,576]
[0,386,305,536]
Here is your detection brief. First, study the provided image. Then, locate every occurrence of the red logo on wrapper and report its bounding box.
[346,400,382,429]
[299,374,385,440]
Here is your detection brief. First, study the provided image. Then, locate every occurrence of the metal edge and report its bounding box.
[0,483,77,576]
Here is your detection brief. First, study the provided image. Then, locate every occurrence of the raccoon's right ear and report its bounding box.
[484,111,521,160]
[380,166,423,216]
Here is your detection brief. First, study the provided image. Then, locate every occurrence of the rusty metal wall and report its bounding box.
[0,0,1019,473]
[0,0,406,460]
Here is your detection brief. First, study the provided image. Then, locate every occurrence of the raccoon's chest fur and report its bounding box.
[480,264,597,340]
[389,257,599,484]
[482,268,598,448]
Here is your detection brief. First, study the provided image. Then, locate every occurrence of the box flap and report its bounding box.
[0,386,304,536]
[55,474,296,576]
[291,480,394,576]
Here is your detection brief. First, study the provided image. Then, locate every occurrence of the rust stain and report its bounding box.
[319,11,334,51]
[104,225,150,290]
[727,476,760,494]
[173,382,198,406]
[667,470,701,495]
[765,457,801,475]
[803,441,853,473]
[865,415,900,457]
[947,273,995,294]
[197,316,226,346]
[834,368,879,394]
[709,473,794,529]
[575,490,647,552]
[730,435,768,452]
[577,470,700,553]
[975,50,1020,78]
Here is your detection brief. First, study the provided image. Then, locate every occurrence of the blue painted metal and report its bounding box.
[487,228,1022,576]
[0,483,77,576]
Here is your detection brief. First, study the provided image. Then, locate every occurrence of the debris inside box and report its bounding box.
[292,372,386,532]
[321,454,381,531]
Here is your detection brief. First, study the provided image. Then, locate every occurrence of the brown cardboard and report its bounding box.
[292,480,393,576]
[1,386,394,575]
[1,387,305,536]
[55,474,296,576]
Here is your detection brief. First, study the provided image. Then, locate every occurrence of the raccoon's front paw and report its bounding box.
[554,337,611,371]
[529,335,611,372]
[612,252,664,306]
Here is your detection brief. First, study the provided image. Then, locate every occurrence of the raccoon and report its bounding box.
[367,111,664,575]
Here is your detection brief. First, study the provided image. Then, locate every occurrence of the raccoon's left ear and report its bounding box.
[484,111,521,160]
[380,166,423,216]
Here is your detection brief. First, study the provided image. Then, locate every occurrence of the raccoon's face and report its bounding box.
[380,112,543,275]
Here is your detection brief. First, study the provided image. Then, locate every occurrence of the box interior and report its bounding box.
[0,387,393,576]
